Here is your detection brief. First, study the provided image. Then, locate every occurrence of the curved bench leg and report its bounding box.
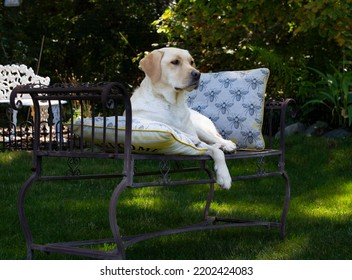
[18,173,38,260]
[109,177,129,260]
[204,182,215,220]
[202,161,215,220]
[280,171,291,239]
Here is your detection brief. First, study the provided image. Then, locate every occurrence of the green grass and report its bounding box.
[1,135,352,260]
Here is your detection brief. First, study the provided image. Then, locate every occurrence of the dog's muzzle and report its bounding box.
[191,70,201,89]
[191,70,201,81]
[175,70,201,91]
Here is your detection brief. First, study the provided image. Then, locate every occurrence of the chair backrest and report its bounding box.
[0,64,50,103]
[188,68,270,150]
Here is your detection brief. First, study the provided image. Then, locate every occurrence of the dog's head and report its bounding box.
[139,47,201,102]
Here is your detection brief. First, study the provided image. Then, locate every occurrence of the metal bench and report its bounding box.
[11,78,295,260]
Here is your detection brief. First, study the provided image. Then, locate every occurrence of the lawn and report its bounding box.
[0,135,351,260]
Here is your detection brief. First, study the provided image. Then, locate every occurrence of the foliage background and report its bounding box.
[1,0,170,86]
[1,0,352,127]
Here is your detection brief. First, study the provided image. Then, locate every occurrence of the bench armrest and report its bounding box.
[264,98,297,153]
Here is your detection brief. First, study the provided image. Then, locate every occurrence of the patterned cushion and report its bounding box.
[72,116,208,155]
[188,68,270,150]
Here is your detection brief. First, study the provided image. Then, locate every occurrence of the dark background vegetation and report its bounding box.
[1,0,351,127]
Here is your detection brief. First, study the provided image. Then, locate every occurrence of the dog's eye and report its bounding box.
[190,60,195,66]
[171,60,180,65]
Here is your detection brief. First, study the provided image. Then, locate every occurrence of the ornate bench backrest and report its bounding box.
[10,82,132,160]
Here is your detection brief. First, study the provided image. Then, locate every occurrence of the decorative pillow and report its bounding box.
[188,68,269,150]
[72,116,208,155]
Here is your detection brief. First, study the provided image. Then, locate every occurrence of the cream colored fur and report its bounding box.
[131,47,236,189]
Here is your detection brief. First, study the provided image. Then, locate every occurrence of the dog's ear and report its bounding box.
[139,50,164,83]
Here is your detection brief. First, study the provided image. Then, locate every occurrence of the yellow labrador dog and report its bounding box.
[131,47,236,189]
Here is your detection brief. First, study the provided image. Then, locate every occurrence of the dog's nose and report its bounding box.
[191,70,201,80]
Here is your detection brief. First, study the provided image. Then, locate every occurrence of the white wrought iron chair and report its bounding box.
[0,64,51,126]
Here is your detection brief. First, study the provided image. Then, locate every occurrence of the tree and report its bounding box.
[0,0,170,85]
[153,0,351,99]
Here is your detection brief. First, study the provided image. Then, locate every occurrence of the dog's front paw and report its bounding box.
[215,168,232,190]
[221,140,237,153]
[216,175,232,190]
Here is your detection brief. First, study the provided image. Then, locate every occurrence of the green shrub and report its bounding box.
[301,65,352,127]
